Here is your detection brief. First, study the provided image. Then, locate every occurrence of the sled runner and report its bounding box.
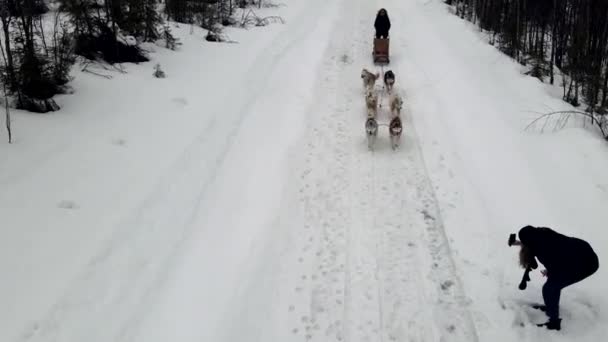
[373,38,390,64]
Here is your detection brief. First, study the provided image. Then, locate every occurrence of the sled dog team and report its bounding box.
[361,68,403,150]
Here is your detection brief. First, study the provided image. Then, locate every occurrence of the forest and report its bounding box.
[447,0,608,137]
[0,0,267,116]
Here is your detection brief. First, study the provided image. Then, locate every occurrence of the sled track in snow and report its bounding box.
[284,0,480,341]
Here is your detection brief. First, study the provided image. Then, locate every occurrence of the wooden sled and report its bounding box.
[373,38,390,64]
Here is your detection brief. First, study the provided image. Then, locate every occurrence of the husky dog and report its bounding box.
[366,117,379,150]
[384,70,395,93]
[361,68,380,91]
[389,92,403,119]
[389,116,403,150]
[365,90,378,118]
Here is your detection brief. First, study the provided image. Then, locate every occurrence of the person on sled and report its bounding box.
[509,225,599,331]
[374,8,391,39]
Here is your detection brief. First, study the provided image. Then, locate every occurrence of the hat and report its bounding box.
[518,225,536,245]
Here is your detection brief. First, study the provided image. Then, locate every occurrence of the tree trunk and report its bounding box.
[549,0,556,84]
[3,81,10,143]
[0,29,12,143]
[0,16,16,90]
[602,58,608,107]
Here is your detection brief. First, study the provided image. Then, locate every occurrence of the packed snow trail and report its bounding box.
[271,0,481,341]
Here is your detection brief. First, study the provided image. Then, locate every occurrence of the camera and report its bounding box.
[508,233,521,246]
[508,233,516,246]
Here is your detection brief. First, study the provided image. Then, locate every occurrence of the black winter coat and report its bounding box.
[374,14,391,36]
[518,226,599,278]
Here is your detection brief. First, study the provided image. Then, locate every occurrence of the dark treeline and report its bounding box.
[447,0,608,115]
[166,0,236,28]
[165,0,273,41]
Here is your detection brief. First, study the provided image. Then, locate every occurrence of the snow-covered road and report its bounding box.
[2,0,608,341]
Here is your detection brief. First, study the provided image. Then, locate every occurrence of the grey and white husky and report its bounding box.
[389,116,403,150]
[366,117,379,150]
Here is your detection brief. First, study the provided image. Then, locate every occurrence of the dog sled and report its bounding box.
[373,38,390,64]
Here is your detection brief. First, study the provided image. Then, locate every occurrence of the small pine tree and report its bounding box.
[161,25,181,50]
[153,63,165,78]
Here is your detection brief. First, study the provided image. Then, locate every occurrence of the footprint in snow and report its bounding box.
[58,200,79,209]
[171,97,188,107]
[112,138,127,146]
[441,280,455,291]
[421,209,435,221]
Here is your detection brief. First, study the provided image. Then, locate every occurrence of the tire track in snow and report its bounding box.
[16,2,332,342]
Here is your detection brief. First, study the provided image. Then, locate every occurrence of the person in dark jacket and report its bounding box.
[517,225,599,330]
[374,8,391,39]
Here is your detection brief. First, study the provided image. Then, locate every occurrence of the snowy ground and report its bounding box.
[1,0,607,341]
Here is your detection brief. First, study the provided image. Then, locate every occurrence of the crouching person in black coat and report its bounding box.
[374,8,391,39]
[516,225,599,330]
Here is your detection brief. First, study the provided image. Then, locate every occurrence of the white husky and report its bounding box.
[361,68,380,91]
[365,90,378,118]
[389,92,403,119]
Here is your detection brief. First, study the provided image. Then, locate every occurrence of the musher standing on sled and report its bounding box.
[374,8,391,39]
[513,225,599,330]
